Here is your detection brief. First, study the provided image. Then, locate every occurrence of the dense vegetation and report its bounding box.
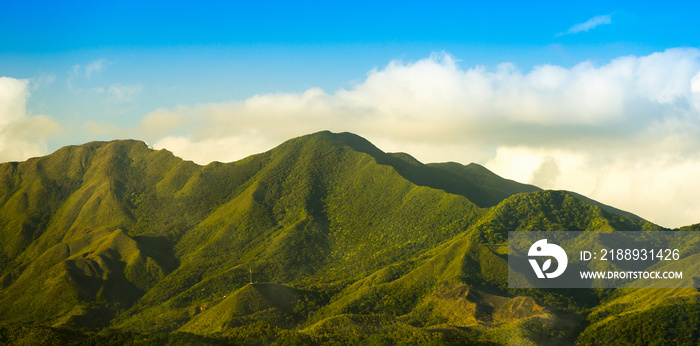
[0,131,697,345]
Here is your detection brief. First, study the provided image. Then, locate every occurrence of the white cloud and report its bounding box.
[0,77,61,162]
[559,15,611,36]
[140,49,700,228]
[0,77,29,126]
[153,134,273,165]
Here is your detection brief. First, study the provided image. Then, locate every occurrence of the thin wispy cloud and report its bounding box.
[85,59,109,78]
[68,59,111,90]
[558,15,611,36]
[30,74,56,90]
[108,83,143,101]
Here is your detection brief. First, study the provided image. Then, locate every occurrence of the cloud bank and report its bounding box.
[142,49,700,228]
[0,77,60,162]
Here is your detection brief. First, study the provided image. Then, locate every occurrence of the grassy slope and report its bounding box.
[0,131,697,344]
[113,131,487,332]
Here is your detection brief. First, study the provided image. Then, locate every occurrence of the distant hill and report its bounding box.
[0,131,696,345]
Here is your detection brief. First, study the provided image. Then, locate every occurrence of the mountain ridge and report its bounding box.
[0,131,696,345]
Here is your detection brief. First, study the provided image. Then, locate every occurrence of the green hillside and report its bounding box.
[0,131,697,345]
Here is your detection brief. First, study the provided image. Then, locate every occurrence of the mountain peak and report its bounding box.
[276,131,385,158]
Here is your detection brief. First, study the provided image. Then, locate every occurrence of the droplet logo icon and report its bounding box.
[528,239,568,278]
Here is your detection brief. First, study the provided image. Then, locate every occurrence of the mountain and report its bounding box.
[0,131,697,345]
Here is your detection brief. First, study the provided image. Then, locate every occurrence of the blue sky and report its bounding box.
[3,1,697,123]
[2,1,700,227]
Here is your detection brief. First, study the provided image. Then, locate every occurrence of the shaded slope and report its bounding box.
[0,227,176,329]
[294,132,540,207]
[564,190,642,220]
[427,161,540,207]
[469,190,665,244]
